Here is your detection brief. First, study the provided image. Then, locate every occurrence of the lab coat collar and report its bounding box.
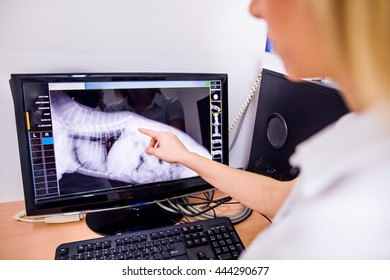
[289,102,390,198]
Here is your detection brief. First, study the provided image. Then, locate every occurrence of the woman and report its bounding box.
[140,0,390,258]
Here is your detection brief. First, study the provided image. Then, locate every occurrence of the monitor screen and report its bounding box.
[10,72,228,234]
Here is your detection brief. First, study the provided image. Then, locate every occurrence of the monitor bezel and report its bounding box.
[10,72,228,217]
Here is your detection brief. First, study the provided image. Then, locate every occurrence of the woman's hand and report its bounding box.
[138,128,190,164]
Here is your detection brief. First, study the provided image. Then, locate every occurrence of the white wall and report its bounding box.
[0,0,267,202]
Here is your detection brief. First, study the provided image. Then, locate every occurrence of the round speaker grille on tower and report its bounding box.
[266,113,288,149]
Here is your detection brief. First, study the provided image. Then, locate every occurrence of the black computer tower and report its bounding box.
[247,69,349,181]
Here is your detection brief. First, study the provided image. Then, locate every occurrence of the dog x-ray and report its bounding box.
[50,91,210,192]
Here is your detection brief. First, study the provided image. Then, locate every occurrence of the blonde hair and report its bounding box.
[310,0,390,108]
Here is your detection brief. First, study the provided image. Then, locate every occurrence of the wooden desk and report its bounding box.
[0,199,270,260]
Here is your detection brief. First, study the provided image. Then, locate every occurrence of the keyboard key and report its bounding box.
[197,252,206,259]
[217,252,232,260]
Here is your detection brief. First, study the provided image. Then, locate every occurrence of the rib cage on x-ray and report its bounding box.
[50,92,211,185]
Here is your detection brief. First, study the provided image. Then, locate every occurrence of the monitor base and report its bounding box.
[85,203,183,236]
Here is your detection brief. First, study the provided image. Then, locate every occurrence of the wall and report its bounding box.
[0,0,266,202]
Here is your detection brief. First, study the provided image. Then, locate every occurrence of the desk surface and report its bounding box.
[0,197,270,260]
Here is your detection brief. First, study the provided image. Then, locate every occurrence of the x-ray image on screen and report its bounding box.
[49,89,211,195]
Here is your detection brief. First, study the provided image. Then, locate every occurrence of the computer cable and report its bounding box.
[259,212,272,224]
[177,200,253,224]
[157,190,253,224]
[13,210,45,223]
[179,196,271,224]
[13,209,86,223]
[229,69,263,152]
[165,197,230,219]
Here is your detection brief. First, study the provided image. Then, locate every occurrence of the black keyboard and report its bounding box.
[55,217,245,260]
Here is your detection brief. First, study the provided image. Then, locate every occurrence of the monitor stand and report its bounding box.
[85,203,183,236]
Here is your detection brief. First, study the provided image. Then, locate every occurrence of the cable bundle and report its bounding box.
[157,191,253,224]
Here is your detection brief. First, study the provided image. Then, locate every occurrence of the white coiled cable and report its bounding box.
[228,70,263,134]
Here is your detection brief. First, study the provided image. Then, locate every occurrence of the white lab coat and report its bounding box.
[241,102,390,259]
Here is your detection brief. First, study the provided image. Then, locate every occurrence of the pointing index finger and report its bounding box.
[138,127,158,138]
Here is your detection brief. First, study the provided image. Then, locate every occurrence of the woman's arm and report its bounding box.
[139,128,294,217]
[182,152,293,218]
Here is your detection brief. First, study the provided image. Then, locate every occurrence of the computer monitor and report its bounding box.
[247,69,349,181]
[10,72,228,235]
